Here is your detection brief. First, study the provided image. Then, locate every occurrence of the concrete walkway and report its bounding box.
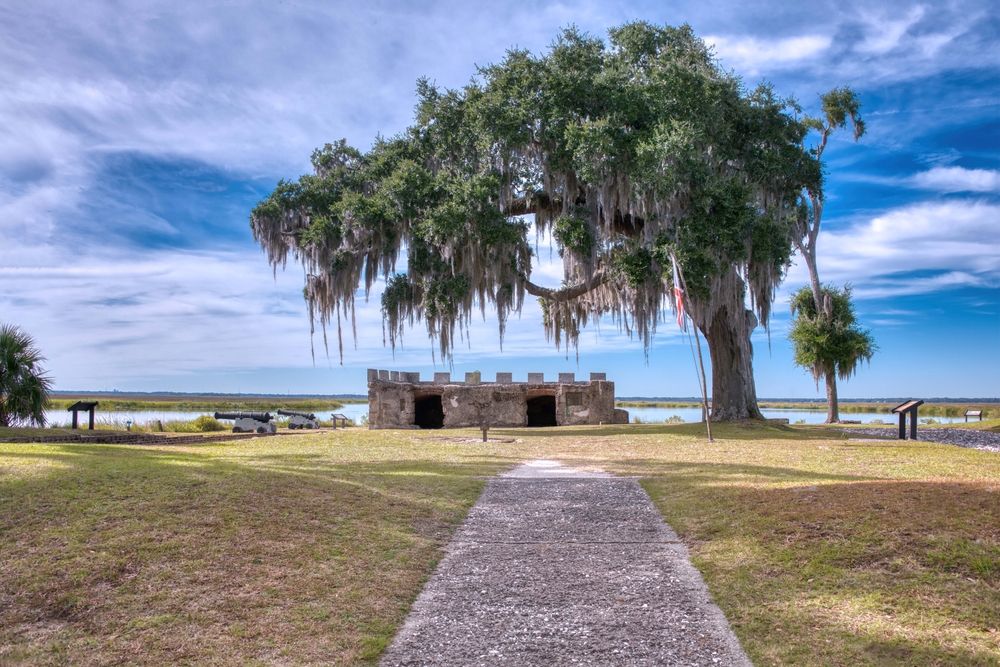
[380,460,752,666]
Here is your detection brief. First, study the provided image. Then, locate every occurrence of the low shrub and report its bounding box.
[191,415,226,432]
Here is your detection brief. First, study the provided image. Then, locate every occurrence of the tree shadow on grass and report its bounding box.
[0,442,511,666]
[635,461,1000,666]
[485,421,854,441]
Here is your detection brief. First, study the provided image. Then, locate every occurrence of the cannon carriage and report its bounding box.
[277,409,321,430]
[213,411,277,434]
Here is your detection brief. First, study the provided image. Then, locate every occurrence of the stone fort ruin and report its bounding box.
[367,370,629,429]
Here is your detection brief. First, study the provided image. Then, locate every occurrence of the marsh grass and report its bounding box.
[1,423,997,665]
[46,395,364,413]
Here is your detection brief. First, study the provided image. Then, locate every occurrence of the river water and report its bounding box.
[44,403,968,428]
[44,403,372,428]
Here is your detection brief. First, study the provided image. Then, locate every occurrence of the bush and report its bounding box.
[192,415,225,432]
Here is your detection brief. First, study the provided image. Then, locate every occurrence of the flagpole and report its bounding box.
[692,323,713,442]
[671,251,713,442]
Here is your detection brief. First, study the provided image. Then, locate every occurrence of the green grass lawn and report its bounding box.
[1,424,997,666]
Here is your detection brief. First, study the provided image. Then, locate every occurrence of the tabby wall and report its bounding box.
[366,370,627,429]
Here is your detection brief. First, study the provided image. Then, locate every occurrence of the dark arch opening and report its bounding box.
[414,395,444,429]
[526,395,557,427]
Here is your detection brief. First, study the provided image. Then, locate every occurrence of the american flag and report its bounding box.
[672,258,686,332]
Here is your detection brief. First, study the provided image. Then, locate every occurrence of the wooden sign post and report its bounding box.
[891,400,924,440]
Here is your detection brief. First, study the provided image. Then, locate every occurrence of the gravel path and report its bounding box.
[845,427,1000,452]
[379,460,752,667]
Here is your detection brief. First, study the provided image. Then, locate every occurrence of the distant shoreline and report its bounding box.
[51,391,1000,403]
[51,391,369,401]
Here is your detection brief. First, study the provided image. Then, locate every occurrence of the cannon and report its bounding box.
[277,409,321,430]
[214,411,276,434]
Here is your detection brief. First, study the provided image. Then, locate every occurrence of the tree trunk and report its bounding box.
[825,370,839,423]
[701,298,764,422]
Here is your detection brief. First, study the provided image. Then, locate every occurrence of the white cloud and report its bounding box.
[707,34,832,74]
[910,166,1000,193]
[855,5,926,54]
[785,200,1000,298]
[0,226,662,391]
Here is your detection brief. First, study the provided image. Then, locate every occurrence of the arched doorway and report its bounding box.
[526,395,557,427]
[414,395,444,429]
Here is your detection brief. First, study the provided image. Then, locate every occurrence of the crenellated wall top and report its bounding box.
[366,369,609,385]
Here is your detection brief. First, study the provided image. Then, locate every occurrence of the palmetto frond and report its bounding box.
[0,323,53,427]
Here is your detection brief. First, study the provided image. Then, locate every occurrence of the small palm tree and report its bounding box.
[0,323,53,427]
[788,285,877,423]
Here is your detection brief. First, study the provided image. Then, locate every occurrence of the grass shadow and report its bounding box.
[635,461,1000,666]
[0,438,509,666]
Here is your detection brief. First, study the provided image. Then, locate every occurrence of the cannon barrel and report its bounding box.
[214,411,272,422]
[277,409,317,420]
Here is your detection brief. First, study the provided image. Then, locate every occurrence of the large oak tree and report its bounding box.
[251,22,831,421]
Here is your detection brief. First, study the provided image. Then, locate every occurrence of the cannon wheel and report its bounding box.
[288,423,297,430]
[232,427,242,433]
[256,426,268,434]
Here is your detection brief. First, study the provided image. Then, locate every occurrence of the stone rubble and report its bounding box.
[844,427,1000,453]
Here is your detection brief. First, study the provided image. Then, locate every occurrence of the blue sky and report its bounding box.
[1,0,997,398]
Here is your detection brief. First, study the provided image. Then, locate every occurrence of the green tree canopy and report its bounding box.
[0,323,53,428]
[251,22,827,421]
[789,285,877,422]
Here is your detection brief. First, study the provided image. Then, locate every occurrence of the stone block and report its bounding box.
[434,372,450,384]
[367,368,378,382]
[558,372,575,384]
[465,371,481,384]
[527,372,544,384]
[495,372,513,384]
[589,372,606,381]
[390,371,400,382]
[379,370,390,381]
[405,372,421,383]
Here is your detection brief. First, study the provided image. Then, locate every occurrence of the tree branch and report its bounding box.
[524,271,609,302]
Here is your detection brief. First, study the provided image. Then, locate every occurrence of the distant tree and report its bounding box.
[0,323,53,427]
[788,285,877,423]
[791,87,865,313]
[251,22,847,421]
[787,88,874,418]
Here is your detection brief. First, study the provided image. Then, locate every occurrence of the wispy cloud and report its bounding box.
[840,166,1000,193]
[854,5,926,55]
[0,231,660,391]
[707,34,832,74]
[910,166,1000,193]
[785,200,1000,297]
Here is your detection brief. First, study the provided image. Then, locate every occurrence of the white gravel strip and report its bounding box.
[844,427,1000,453]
